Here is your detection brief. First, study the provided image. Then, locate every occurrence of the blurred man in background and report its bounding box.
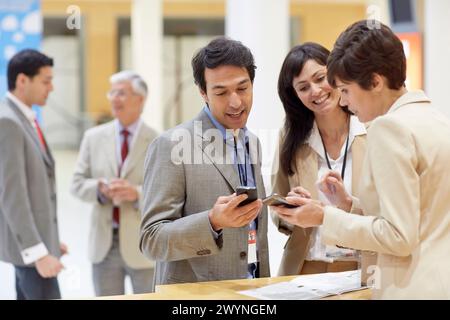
[71,71,157,296]
[0,49,67,300]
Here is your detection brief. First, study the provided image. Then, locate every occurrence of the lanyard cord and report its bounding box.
[234,136,248,186]
[320,130,350,180]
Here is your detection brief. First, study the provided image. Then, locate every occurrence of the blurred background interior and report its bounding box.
[0,0,448,299]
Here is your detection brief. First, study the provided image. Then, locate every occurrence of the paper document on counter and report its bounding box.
[238,270,364,300]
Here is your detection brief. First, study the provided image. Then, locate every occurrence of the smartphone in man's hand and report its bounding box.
[236,186,258,207]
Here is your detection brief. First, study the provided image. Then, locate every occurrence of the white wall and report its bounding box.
[42,36,82,148]
[424,0,450,117]
[132,0,163,132]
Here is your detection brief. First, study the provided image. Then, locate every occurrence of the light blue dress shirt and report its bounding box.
[203,106,258,279]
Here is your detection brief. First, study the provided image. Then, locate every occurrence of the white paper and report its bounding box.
[238,270,364,300]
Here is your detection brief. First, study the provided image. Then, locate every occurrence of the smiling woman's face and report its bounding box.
[292,59,340,116]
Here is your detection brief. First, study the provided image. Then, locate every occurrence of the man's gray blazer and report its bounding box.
[140,109,270,287]
[0,97,60,266]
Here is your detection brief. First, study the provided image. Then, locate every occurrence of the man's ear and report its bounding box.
[15,73,28,89]
[199,88,209,104]
[137,95,145,111]
[371,73,385,93]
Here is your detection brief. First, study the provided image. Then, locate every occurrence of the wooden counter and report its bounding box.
[98,275,371,300]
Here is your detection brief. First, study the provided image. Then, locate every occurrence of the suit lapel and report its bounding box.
[248,136,263,194]
[121,125,151,178]
[248,139,267,229]
[6,98,54,168]
[351,135,366,197]
[299,148,317,246]
[290,145,318,267]
[41,134,55,168]
[102,123,119,176]
[194,111,240,191]
[199,137,240,190]
[294,145,319,200]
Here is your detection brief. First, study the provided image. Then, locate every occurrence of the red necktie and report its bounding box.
[113,129,130,225]
[34,119,47,152]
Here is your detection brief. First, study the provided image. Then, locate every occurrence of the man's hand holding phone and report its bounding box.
[236,186,258,207]
[208,189,262,232]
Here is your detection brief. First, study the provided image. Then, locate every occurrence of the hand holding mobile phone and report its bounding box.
[262,193,298,208]
[236,186,258,207]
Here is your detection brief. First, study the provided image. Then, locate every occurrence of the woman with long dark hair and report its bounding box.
[272,21,450,299]
[272,42,374,279]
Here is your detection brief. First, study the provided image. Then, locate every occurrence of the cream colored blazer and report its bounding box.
[322,91,450,299]
[71,120,158,269]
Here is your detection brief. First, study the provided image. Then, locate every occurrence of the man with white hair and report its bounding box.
[70,71,158,296]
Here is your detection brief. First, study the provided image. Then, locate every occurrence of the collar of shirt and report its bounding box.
[115,118,141,137]
[202,105,249,148]
[307,115,366,160]
[114,118,142,166]
[6,91,37,127]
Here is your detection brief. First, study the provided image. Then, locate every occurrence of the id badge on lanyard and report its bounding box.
[248,229,257,264]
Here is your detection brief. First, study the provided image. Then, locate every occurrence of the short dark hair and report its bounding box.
[191,37,256,93]
[327,20,406,90]
[7,49,54,90]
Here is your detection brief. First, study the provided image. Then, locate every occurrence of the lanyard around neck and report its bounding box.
[234,136,248,186]
[320,132,350,180]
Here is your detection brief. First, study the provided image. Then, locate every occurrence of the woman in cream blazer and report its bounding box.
[272,43,375,280]
[272,21,450,299]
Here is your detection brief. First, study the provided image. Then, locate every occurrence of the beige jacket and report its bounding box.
[71,120,158,269]
[272,118,376,281]
[322,91,450,299]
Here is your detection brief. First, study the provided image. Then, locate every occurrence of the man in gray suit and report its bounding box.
[0,49,66,299]
[71,71,158,296]
[140,37,270,288]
